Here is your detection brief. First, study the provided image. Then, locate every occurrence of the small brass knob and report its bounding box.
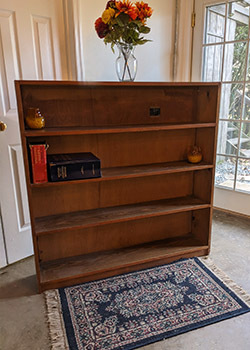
[0,121,7,132]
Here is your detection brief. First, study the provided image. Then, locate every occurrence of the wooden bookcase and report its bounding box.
[15,81,220,292]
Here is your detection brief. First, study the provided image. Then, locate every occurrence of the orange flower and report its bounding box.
[136,1,153,23]
[115,0,138,20]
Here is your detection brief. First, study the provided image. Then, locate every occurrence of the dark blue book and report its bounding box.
[47,152,101,182]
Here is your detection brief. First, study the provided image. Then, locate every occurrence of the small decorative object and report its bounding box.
[95,0,153,81]
[187,146,203,164]
[25,107,45,129]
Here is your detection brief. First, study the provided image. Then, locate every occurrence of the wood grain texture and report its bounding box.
[40,247,210,291]
[40,235,208,286]
[35,196,209,235]
[38,211,192,261]
[32,129,196,169]
[19,83,219,128]
[31,172,195,217]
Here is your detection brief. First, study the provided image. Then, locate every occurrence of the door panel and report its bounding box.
[0,0,69,265]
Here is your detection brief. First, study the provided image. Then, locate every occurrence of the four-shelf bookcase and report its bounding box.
[15,81,220,292]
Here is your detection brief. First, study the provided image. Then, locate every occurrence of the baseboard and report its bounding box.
[213,206,250,220]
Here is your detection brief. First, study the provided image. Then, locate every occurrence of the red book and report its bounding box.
[29,143,48,184]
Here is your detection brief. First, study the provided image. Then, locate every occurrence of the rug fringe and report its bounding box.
[44,289,69,350]
[199,257,250,308]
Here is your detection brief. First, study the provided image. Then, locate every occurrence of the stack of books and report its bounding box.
[29,144,101,183]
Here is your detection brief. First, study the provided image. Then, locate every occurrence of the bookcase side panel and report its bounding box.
[15,82,43,290]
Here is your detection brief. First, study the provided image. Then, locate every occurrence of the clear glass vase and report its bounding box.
[116,43,137,82]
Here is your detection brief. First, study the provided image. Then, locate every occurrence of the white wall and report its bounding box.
[80,0,175,81]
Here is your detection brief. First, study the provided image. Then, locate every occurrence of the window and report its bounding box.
[202,1,250,193]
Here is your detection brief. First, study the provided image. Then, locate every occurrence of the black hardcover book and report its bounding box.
[47,152,101,182]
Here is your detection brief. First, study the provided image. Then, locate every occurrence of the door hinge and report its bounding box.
[191,11,196,28]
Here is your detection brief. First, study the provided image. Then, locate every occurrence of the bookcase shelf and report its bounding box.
[30,161,213,187]
[40,236,208,290]
[15,81,220,292]
[24,122,216,136]
[35,196,210,235]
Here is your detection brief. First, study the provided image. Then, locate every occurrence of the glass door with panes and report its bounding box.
[192,0,250,216]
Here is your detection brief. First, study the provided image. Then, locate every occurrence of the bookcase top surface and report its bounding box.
[15,80,221,88]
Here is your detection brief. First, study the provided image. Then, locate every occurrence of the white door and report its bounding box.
[0,0,69,266]
[192,0,250,216]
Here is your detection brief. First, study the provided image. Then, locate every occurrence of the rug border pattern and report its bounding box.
[44,257,250,350]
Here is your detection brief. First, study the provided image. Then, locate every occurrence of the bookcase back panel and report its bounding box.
[20,84,218,128]
[38,211,192,262]
[28,129,198,168]
[32,172,193,217]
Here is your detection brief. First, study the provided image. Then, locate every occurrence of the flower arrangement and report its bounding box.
[95,0,153,50]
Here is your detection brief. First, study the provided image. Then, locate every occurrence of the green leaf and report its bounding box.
[137,39,151,45]
[116,17,124,27]
[139,26,150,34]
[115,13,130,27]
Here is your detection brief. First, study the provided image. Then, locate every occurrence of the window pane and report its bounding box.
[236,158,250,192]
[215,155,236,189]
[209,4,226,16]
[220,83,243,119]
[226,2,249,41]
[223,42,247,82]
[205,5,225,44]
[239,122,250,157]
[203,45,223,81]
[217,121,240,156]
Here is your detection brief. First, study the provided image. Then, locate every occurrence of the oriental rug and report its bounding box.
[44,257,250,350]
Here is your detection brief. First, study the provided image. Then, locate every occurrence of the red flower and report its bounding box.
[115,0,138,21]
[95,17,110,38]
[136,1,153,23]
